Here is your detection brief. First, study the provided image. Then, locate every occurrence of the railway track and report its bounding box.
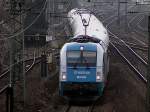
[63,97,102,112]
[106,16,148,64]
[101,8,148,84]
[0,51,41,91]
[0,50,42,112]
[106,14,148,46]
[110,40,147,83]
[113,41,148,61]
[64,104,93,112]
[106,17,147,83]
[113,41,148,51]
[0,55,41,80]
[108,29,147,83]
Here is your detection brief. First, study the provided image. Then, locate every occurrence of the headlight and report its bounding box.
[96,72,103,82]
[61,72,67,80]
[96,75,101,80]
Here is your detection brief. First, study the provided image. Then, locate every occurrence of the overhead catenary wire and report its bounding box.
[0,0,47,41]
[106,17,148,65]
[95,2,148,83]
[0,0,47,28]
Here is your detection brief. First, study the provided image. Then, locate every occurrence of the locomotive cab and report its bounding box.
[59,41,109,99]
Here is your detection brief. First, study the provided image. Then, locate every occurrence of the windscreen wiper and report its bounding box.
[73,58,79,69]
[83,57,89,69]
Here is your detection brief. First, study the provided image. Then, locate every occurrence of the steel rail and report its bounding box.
[0,56,41,80]
[63,105,71,112]
[110,42,147,83]
[130,45,148,51]
[0,52,41,93]
[0,70,10,80]
[0,29,60,80]
[102,8,147,83]
[25,51,36,73]
[0,85,9,95]
[25,57,41,73]
[0,54,41,112]
[87,103,95,112]
[0,56,41,96]
[112,41,148,51]
[106,16,148,66]
[107,23,147,83]
[86,97,102,112]
[109,30,148,65]
[125,41,148,48]
[104,6,148,47]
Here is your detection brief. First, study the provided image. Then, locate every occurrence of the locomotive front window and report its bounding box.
[67,51,96,67]
[67,51,81,66]
[83,52,96,66]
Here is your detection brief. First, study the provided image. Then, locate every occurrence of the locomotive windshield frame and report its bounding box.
[67,50,97,67]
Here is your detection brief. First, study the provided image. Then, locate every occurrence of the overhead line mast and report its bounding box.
[148,15,150,112]
[5,0,26,110]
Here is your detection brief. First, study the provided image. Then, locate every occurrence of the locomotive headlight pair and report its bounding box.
[61,72,67,80]
[96,72,103,82]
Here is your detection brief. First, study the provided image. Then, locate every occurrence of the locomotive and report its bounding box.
[59,8,109,100]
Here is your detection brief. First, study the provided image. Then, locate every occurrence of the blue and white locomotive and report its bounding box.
[59,8,109,99]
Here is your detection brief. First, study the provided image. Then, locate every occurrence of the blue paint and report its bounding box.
[67,67,96,82]
[66,43,97,82]
[59,42,105,97]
